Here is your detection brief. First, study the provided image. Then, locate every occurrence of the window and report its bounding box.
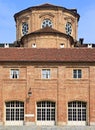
[41,19,53,28]
[6,101,24,121]
[37,101,55,121]
[68,101,86,121]
[65,22,72,35]
[22,22,28,35]
[32,43,36,48]
[73,69,82,78]
[10,69,19,79]
[60,43,64,48]
[42,69,50,79]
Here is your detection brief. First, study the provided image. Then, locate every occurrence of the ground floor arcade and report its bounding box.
[1,100,88,126]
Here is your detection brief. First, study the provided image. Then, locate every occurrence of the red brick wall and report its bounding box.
[0,63,95,125]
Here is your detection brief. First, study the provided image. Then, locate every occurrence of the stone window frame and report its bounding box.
[10,69,19,79]
[37,101,55,121]
[6,101,24,121]
[73,69,82,79]
[40,13,54,29]
[21,21,29,36]
[42,69,51,79]
[68,101,87,121]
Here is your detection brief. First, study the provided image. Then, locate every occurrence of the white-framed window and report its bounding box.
[42,69,50,79]
[73,69,82,79]
[32,43,36,48]
[37,101,55,121]
[68,101,86,121]
[60,43,64,48]
[6,101,24,121]
[41,19,53,28]
[10,69,19,79]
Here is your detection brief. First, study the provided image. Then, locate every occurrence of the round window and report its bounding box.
[41,19,53,28]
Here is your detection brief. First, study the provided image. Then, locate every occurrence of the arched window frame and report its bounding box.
[41,19,53,28]
[68,101,87,125]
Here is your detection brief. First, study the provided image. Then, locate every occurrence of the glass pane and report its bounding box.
[37,109,41,120]
[37,102,41,107]
[47,102,50,107]
[78,102,81,107]
[6,102,10,107]
[11,109,14,120]
[6,101,24,121]
[6,109,10,120]
[51,102,55,107]
[68,101,86,121]
[51,109,55,120]
[37,101,55,121]
[68,102,72,107]
[78,109,81,120]
[16,109,19,120]
[73,70,77,78]
[42,19,52,28]
[42,109,45,120]
[47,109,50,120]
[78,70,82,78]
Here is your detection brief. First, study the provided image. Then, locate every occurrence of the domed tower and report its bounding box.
[14,3,80,48]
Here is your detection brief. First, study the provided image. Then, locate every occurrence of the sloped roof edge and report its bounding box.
[21,27,74,43]
[0,48,95,63]
[14,3,80,21]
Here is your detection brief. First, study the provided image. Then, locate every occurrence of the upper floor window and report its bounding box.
[42,69,50,79]
[41,19,53,28]
[10,69,19,79]
[73,69,82,79]
[22,22,28,35]
[65,22,72,35]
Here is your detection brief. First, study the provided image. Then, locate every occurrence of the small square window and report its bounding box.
[32,43,36,48]
[60,43,64,48]
[10,69,19,79]
[42,69,50,79]
[73,69,82,79]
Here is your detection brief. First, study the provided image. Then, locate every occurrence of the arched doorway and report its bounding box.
[68,101,87,125]
[5,101,24,125]
[36,101,55,125]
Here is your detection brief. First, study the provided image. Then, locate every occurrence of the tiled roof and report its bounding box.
[0,48,95,62]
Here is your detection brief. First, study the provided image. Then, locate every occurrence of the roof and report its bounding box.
[0,48,95,63]
[21,27,74,42]
[14,3,80,21]
[32,27,64,34]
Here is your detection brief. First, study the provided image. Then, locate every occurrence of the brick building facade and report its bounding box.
[0,3,95,126]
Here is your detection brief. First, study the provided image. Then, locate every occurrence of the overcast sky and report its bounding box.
[0,0,95,43]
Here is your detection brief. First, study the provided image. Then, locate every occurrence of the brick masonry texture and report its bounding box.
[0,3,95,127]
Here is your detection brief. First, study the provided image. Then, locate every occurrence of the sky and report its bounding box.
[0,0,95,43]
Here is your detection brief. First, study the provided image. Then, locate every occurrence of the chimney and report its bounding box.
[79,38,84,45]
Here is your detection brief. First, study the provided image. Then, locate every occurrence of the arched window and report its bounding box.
[68,101,87,125]
[22,22,28,35]
[5,101,24,125]
[37,101,55,125]
[41,19,53,28]
[65,22,72,35]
